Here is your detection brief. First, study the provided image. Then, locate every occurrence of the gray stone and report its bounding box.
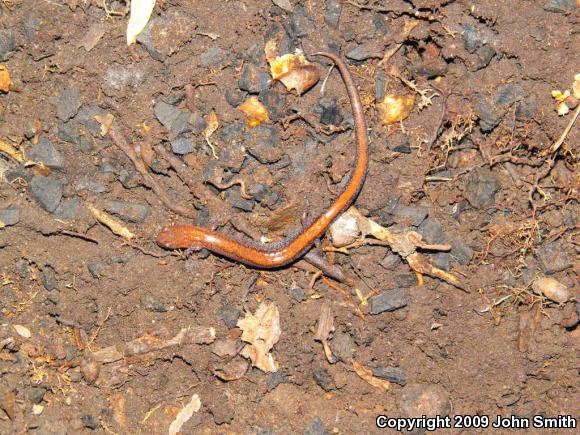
[103,66,144,91]
[56,120,81,143]
[472,44,495,70]
[75,178,108,193]
[76,105,108,135]
[431,252,451,271]
[27,138,65,170]
[475,96,503,132]
[318,97,342,126]
[462,24,483,53]
[312,368,335,391]
[346,41,383,61]
[0,29,17,61]
[41,267,58,291]
[259,88,287,122]
[87,262,107,278]
[304,417,328,435]
[55,88,82,121]
[225,88,247,107]
[451,239,473,265]
[419,218,445,244]
[394,273,417,288]
[81,415,100,430]
[464,169,501,208]
[200,46,228,67]
[267,371,287,390]
[369,289,407,314]
[189,111,208,134]
[238,64,271,94]
[332,332,356,363]
[325,0,342,28]
[29,176,63,212]
[25,386,47,404]
[105,201,151,223]
[52,197,80,220]
[544,0,576,13]
[248,184,279,208]
[380,253,402,270]
[140,295,167,312]
[289,6,315,37]
[537,241,572,274]
[289,285,306,302]
[393,205,428,227]
[516,95,537,120]
[225,187,255,212]
[16,259,30,278]
[170,137,194,155]
[372,366,407,386]
[154,102,191,138]
[0,207,19,226]
[218,305,241,329]
[495,84,525,107]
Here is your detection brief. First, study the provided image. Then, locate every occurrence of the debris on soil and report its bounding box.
[237,302,281,372]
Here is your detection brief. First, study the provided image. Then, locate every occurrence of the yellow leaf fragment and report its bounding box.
[127,0,156,46]
[94,113,114,136]
[265,42,320,95]
[237,302,281,373]
[0,65,11,92]
[88,204,134,240]
[551,89,570,102]
[352,360,390,391]
[377,94,415,125]
[168,394,201,435]
[573,73,580,99]
[0,140,26,163]
[239,96,270,127]
[203,111,219,159]
[557,102,570,116]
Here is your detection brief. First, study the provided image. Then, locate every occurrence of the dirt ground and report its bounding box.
[0,0,578,433]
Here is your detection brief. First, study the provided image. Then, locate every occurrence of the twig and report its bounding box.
[58,230,99,244]
[550,104,580,153]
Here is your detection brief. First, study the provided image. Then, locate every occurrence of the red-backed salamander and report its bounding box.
[156,52,368,268]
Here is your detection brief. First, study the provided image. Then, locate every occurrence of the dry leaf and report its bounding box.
[377,94,415,125]
[239,96,270,127]
[203,111,219,158]
[94,113,114,136]
[352,360,390,391]
[278,64,321,96]
[265,43,320,95]
[314,303,334,342]
[88,204,135,240]
[127,0,156,46]
[237,302,281,372]
[0,65,10,92]
[0,140,26,163]
[168,394,201,435]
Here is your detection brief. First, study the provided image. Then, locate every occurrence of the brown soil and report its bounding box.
[0,0,578,434]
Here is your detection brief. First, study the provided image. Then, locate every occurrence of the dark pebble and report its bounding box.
[394,273,416,288]
[225,187,255,212]
[332,332,356,363]
[431,252,451,271]
[259,88,287,122]
[375,69,386,101]
[75,178,108,193]
[318,97,343,125]
[419,217,445,244]
[451,239,473,265]
[472,44,495,70]
[380,253,402,270]
[56,120,81,144]
[29,176,64,212]
[0,207,19,226]
[475,96,504,132]
[345,41,383,61]
[536,241,572,274]
[76,105,108,136]
[170,137,194,155]
[515,95,537,120]
[248,184,279,208]
[41,267,58,291]
[140,295,168,313]
[81,415,100,430]
[200,46,228,68]
[312,367,335,392]
[304,417,329,435]
[118,169,141,189]
[325,0,343,28]
[105,201,151,223]
[225,88,247,107]
[0,29,17,61]
[25,386,46,404]
[87,262,107,278]
[372,366,407,386]
[289,285,306,302]
[464,169,501,208]
[267,371,287,390]
[189,111,208,135]
[393,205,428,227]
[247,429,275,435]
[16,259,30,278]
[238,64,271,94]
[27,138,65,170]
[462,24,484,53]
[289,5,315,38]
[154,101,191,139]
[246,126,283,164]
[218,305,241,329]
[369,289,407,314]
[52,197,80,220]
[544,0,577,13]
[55,88,82,121]
[495,83,525,107]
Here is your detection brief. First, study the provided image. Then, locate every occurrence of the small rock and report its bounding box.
[0,29,17,61]
[87,262,107,278]
[218,305,241,329]
[55,88,82,121]
[495,83,525,107]
[369,289,407,314]
[137,13,194,62]
[200,46,228,68]
[475,96,504,132]
[560,303,579,329]
[170,137,194,155]
[248,183,279,208]
[41,267,58,291]
[532,277,569,303]
[516,95,537,120]
[304,417,329,435]
[536,242,572,274]
[32,404,44,415]
[372,366,407,386]
[267,371,287,390]
[105,201,151,223]
[259,88,287,122]
[140,295,168,312]
[81,414,101,430]
[472,44,495,70]
[29,176,63,212]
[398,383,452,418]
[75,178,108,193]
[273,0,293,12]
[16,259,30,278]
[324,0,343,28]
[289,285,306,302]
[25,387,46,404]
[332,332,356,362]
[52,197,80,220]
[238,64,271,94]
[431,252,451,271]
[103,66,144,91]
[380,253,402,270]
[289,6,315,38]
[76,105,109,136]
[543,0,576,13]
[0,208,19,226]
[154,101,191,139]
[27,138,65,170]
[225,88,247,107]
[393,205,428,227]
[56,120,81,144]
[212,338,239,358]
[451,239,473,265]
[225,187,255,212]
[312,367,335,392]
[464,169,501,208]
[245,125,284,164]
[345,41,383,61]
[375,69,386,101]
[419,217,445,244]
[462,24,484,53]
[394,273,416,288]
[207,394,235,425]
[80,357,100,384]
[318,97,343,126]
